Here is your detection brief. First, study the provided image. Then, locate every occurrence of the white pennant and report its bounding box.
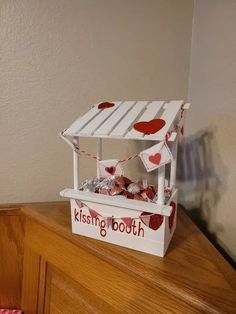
[139,141,172,172]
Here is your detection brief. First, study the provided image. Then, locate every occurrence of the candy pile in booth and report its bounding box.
[79,176,171,203]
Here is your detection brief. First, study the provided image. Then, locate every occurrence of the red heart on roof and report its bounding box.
[98,102,115,109]
[149,153,161,165]
[133,118,166,135]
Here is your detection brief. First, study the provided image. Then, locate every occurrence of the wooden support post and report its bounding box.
[170,136,178,190]
[96,138,102,179]
[158,165,165,205]
[73,137,80,189]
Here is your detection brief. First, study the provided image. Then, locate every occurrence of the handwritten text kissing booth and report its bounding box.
[60,100,190,257]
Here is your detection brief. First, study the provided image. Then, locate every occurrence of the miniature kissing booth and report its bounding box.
[60,100,190,257]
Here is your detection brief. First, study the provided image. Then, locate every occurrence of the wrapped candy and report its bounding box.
[127,183,140,195]
[134,194,145,201]
[99,188,110,195]
[97,176,115,190]
[110,186,123,196]
[79,174,171,204]
[123,190,134,199]
[115,176,132,187]
[79,178,99,192]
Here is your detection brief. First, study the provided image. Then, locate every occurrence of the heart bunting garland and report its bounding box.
[76,201,165,231]
[89,208,99,219]
[139,141,172,172]
[140,212,164,230]
[98,159,124,177]
[121,217,133,228]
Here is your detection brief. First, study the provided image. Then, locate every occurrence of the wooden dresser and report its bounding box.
[1,202,236,313]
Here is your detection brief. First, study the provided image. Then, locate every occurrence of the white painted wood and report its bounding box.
[163,189,178,255]
[168,131,177,141]
[126,101,164,139]
[110,101,148,137]
[65,105,101,136]
[144,100,183,141]
[71,199,166,257]
[73,138,80,189]
[94,101,135,136]
[157,165,165,205]
[79,101,122,136]
[183,103,191,110]
[60,189,172,216]
[170,136,178,189]
[166,188,178,205]
[96,138,102,179]
[64,100,184,141]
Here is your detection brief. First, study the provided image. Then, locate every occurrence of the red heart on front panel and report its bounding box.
[140,212,163,230]
[98,102,115,109]
[169,201,176,232]
[149,153,161,165]
[133,118,166,135]
[105,166,116,175]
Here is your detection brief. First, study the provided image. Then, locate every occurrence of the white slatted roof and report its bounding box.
[64,100,184,141]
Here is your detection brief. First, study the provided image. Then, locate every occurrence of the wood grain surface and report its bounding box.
[0,207,24,308]
[20,202,236,314]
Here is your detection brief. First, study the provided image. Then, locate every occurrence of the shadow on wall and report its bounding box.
[177,127,224,211]
[177,128,235,268]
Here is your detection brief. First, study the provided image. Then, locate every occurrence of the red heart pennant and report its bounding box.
[98,102,115,109]
[140,212,163,230]
[169,201,176,232]
[121,217,133,228]
[89,208,99,219]
[105,166,116,175]
[149,153,161,165]
[105,217,113,229]
[133,118,166,135]
[75,199,83,208]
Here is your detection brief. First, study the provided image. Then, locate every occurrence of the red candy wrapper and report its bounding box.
[123,190,134,199]
[79,175,170,204]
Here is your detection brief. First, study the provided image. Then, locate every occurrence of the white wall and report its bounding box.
[0,0,193,202]
[186,0,236,260]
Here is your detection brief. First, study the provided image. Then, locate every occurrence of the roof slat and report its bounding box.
[125,101,164,139]
[144,100,183,140]
[78,101,122,136]
[64,105,101,136]
[94,101,135,136]
[110,101,148,137]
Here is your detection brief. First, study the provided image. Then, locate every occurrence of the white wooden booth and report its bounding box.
[60,100,190,257]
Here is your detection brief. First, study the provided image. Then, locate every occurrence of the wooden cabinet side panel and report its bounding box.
[25,221,200,314]
[21,245,41,314]
[44,264,116,314]
[37,258,47,314]
[0,211,24,308]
